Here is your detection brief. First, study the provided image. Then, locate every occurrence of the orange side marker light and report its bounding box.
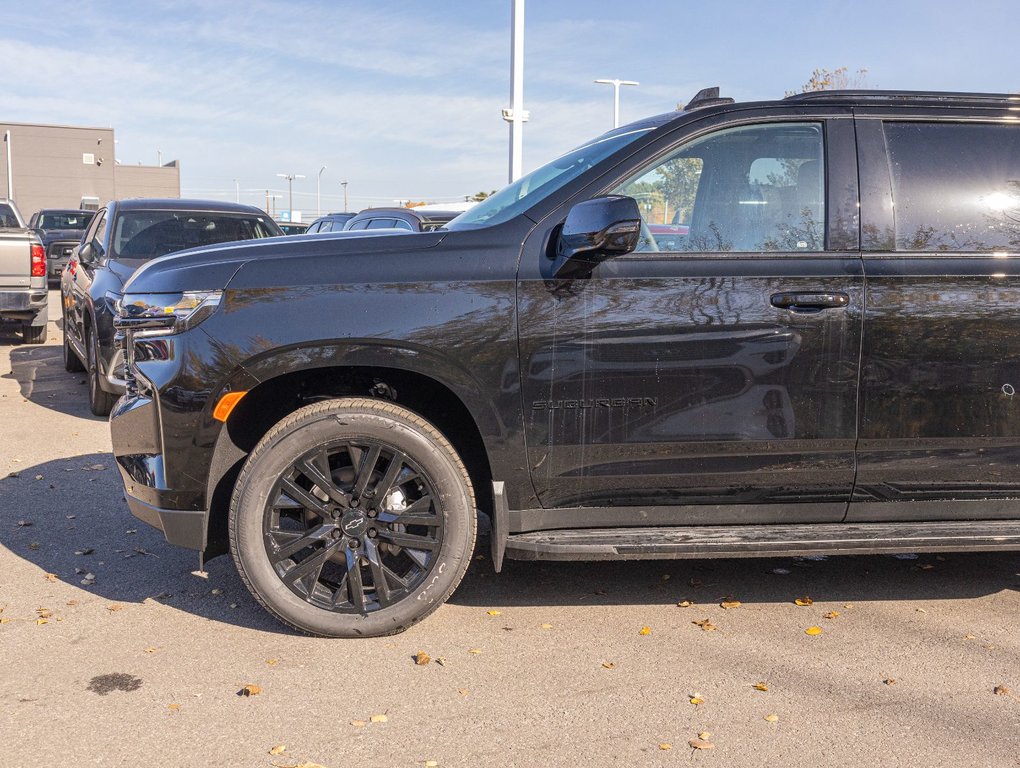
[213,391,248,422]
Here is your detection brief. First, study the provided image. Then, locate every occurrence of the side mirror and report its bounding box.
[78,241,102,265]
[550,196,642,279]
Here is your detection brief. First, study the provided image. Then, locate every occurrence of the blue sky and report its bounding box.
[2,1,1017,216]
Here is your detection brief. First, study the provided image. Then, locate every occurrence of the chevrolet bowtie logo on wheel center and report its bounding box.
[341,510,369,536]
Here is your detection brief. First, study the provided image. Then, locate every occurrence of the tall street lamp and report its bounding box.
[317,166,327,216]
[340,180,349,213]
[594,78,639,128]
[276,172,305,221]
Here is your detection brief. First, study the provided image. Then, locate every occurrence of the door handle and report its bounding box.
[770,292,849,312]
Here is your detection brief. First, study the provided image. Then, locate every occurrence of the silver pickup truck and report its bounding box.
[0,199,48,344]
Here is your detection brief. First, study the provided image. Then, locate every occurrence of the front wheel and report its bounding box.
[229,398,476,638]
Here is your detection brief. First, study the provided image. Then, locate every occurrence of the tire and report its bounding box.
[63,313,85,372]
[21,323,46,345]
[86,329,115,417]
[229,397,476,638]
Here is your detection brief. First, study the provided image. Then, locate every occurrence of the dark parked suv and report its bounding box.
[111,89,1020,638]
[62,199,282,415]
[341,207,459,232]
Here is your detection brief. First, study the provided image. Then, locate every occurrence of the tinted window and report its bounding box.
[366,218,396,229]
[318,221,333,233]
[38,211,94,230]
[0,203,19,228]
[393,219,414,231]
[885,122,1020,252]
[110,211,279,259]
[614,122,825,252]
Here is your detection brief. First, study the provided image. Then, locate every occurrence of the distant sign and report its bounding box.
[278,211,302,223]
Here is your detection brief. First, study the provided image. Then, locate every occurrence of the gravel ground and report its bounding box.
[1,291,1019,767]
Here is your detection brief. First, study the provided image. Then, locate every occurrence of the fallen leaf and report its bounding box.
[144,647,158,654]
[81,573,96,586]
[994,685,1011,696]
[107,604,125,612]
[805,626,823,636]
[720,600,741,609]
[238,684,262,697]
[794,597,814,606]
[350,720,366,727]
[884,678,897,685]
[211,588,223,596]
[16,520,32,527]
[540,623,553,629]
[689,697,704,706]
[370,713,388,723]
[601,662,617,670]
[467,648,482,655]
[34,474,43,481]
[426,762,439,768]
[752,682,769,692]
[414,650,431,666]
[692,618,717,632]
[74,548,94,556]
[676,600,693,608]
[435,657,447,666]
[823,611,840,619]
[168,703,181,712]
[764,714,779,722]
[457,688,470,696]
[698,732,711,740]
[844,603,854,609]
[689,739,715,750]
[28,542,39,551]
[44,573,58,583]
[486,610,501,616]
[269,745,286,756]
[658,743,672,750]
[638,626,651,635]
[36,618,48,625]
[266,658,280,666]
[65,600,78,607]
[964,634,977,640]
[35,608,52,618]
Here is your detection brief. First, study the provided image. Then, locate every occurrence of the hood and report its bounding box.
[105,258,150,289]
[39,229,86,245]
[122,229,447,295]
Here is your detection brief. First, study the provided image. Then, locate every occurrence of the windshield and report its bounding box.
[111,211,279,260]
[38,211,94,230]
[445,127,653,230]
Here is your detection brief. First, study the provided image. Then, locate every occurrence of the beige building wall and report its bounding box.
[114,162,181,201]
[0,121,179,221]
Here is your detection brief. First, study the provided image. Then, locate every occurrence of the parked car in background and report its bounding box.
[277,221,309,235]
[342,206,459,232]
[61,199,283,415]
[0,199,47,343]
[29,208,96,284]
[304,212,355,234]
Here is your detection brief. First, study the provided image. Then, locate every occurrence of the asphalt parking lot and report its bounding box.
[1,291,1019,767]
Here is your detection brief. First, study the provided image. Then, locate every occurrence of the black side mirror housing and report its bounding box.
[550,195,642,279]
[78,241,100,265]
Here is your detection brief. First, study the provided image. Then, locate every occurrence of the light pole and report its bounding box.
[316,165,326,216]
[340,180,349,213]
[501,0,528,183]
[234,179,239,204]
[276,172,305,221]
[594,78,639,128]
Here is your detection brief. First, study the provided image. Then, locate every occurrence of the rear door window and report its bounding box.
[885,122,1020,251]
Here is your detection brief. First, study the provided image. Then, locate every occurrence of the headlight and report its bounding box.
[115,290,222,335]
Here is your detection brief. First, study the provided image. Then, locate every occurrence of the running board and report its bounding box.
[502,520,1020,562]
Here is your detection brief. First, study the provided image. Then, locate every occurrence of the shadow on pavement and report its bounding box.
[3,344,100,421]
[5,452,1019,638]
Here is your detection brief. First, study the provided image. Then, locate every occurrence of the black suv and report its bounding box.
[62,199,283,416]
[111,89,1020,638]
[28,209,95,284]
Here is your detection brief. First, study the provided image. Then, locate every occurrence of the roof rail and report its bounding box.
[685,87,735,111]
[784,89,1019,104]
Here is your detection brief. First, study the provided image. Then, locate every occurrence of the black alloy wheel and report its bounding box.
[86,329,115,416]
[264,439,443,613]
[230,398,476,637]
[63,311,85,372]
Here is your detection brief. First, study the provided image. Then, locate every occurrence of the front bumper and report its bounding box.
[123,491,208,551]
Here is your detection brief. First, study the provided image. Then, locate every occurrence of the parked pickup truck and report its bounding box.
[0,199,48,344]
